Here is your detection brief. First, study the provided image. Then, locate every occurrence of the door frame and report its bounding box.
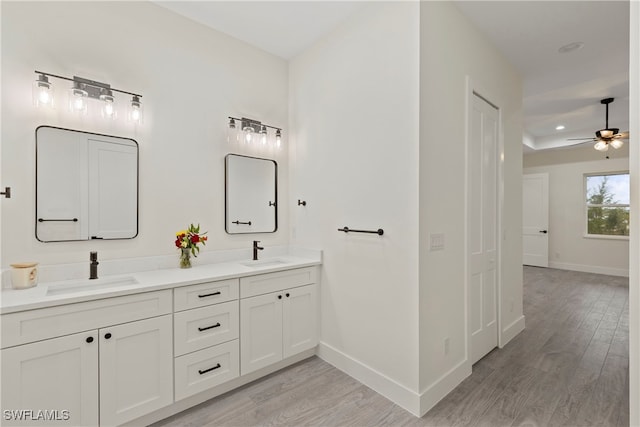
[464,76,504,367]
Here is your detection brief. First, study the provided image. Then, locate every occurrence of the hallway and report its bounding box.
[153,267,629,427]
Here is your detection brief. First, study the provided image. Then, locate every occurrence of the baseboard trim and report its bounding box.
[549,261,629,278]
[501,315,525,346]
[418,359,471,416]
[316,341,421,416]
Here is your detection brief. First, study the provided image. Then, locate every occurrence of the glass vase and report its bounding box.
[180,248,192,269]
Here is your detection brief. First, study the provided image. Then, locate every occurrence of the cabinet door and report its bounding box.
[99,315,173,426]
[240,292,283,375]
[283,284,318,358]
[1,331,98,426]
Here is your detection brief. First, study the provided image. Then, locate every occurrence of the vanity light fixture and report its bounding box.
[33,70,143,122]
[228,116,283,148]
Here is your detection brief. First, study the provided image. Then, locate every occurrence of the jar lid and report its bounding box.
[10,262,38,268]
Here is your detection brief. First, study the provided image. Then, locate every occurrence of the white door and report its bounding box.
[240,292,283,375]
[99,315,173,426]
[523,173,549,267]
[469,93,499,365]
[283,284,318,358]
[1,331,99,426]
[88,139,138,239]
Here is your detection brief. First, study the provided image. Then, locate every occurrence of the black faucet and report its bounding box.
[89,251,99,280]
[252,240,264,261]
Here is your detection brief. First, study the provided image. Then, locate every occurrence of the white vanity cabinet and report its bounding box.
[240,268,318,375]
[173,279,240,401]
[0,290,173,427]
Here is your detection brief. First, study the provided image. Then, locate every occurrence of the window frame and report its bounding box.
[584,171,630,240]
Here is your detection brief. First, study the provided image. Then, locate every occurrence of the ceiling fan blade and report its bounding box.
[566,137,595,141]
[564,140,593,147]
[614,131,629,139]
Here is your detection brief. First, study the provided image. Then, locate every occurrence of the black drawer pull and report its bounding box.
[198,323,221,332]
[86,336,94,343]
[198,291,221,298]
[104,333,112,340]
[198,363,221,375]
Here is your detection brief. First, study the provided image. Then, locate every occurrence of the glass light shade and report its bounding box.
[100,93,116,119]
[128,96,143,124]
[599,129,614,139]
[594,140,609,151]
[259,126,268,145]
[69,87,88,114]
[610,139,624,149]
[227,124,238,144]
[32,75,54,107]
[275,129,282,149]
[243,126,254,144]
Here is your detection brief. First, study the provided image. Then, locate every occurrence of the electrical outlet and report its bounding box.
[444,337,450,355]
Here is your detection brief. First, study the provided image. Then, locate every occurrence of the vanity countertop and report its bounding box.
[0,255,321,314]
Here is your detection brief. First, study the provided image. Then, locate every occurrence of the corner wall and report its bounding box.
[418,1,523,412]
[289,1,422,413]
[524,146,630,277]
[1,2,289,268]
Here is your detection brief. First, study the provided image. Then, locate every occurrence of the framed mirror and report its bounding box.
[36,126,138,242]
[225,154,277,234]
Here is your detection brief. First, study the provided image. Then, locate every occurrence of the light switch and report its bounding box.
[430,233,445,251]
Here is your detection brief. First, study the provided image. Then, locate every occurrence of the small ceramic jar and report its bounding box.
[10,262,39,289]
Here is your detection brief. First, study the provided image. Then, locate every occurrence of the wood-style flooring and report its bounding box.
[153,267,629,427]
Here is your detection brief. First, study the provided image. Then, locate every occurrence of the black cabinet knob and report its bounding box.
[286,293,290,298]
[277,295,282,300]
[104,333,112,340]
[86,336,94,343]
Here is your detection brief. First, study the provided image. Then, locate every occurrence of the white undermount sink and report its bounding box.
[239,258,288,268]
[46,276,138,296]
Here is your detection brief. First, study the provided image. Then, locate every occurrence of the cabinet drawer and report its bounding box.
[240,267,316,298]
[174,278,239,312]
[174,301,239,356]
[174,340,239,401]
[1,290,172,349]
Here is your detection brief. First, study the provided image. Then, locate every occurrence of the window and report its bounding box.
[585,172,630,237]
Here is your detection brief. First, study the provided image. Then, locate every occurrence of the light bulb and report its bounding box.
[33,74,54,107]
[275,129,282,149]
[599,129,614,139]
[69,84,88,114]
[594,141,608,151]
[100,91,116,119]
[242,125,254,144]
[128,95,143,124]
[227,118,238,144]
[610,139,624,149]
[259,125,268,145]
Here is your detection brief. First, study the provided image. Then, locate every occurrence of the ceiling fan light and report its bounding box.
[610,139,624,149]
[598,129,615,139]
[594,141,608,151]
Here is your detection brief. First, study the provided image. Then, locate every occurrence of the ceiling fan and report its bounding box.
[567,97,629,152]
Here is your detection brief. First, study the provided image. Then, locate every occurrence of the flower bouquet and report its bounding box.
[175,224,207,268]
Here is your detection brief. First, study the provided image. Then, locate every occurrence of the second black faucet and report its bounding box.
[252,240,264,260]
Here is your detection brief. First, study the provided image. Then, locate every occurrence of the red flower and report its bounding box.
[175,239,182,248]
[201,236,208,242]
[190,234,200,243]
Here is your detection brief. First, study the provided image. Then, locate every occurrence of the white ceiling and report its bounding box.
[155,1,631,152]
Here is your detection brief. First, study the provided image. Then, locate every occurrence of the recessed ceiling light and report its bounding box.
[556,125,565,130]
[558,42,584,54]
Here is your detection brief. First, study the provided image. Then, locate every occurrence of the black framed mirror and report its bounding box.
[35,126,139,242]
[225,154,277,234]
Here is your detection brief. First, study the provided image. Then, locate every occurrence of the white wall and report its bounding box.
[524,146,630,277]
[289,1,421,411]
[1,1,289,268]
[419,1,523,410]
